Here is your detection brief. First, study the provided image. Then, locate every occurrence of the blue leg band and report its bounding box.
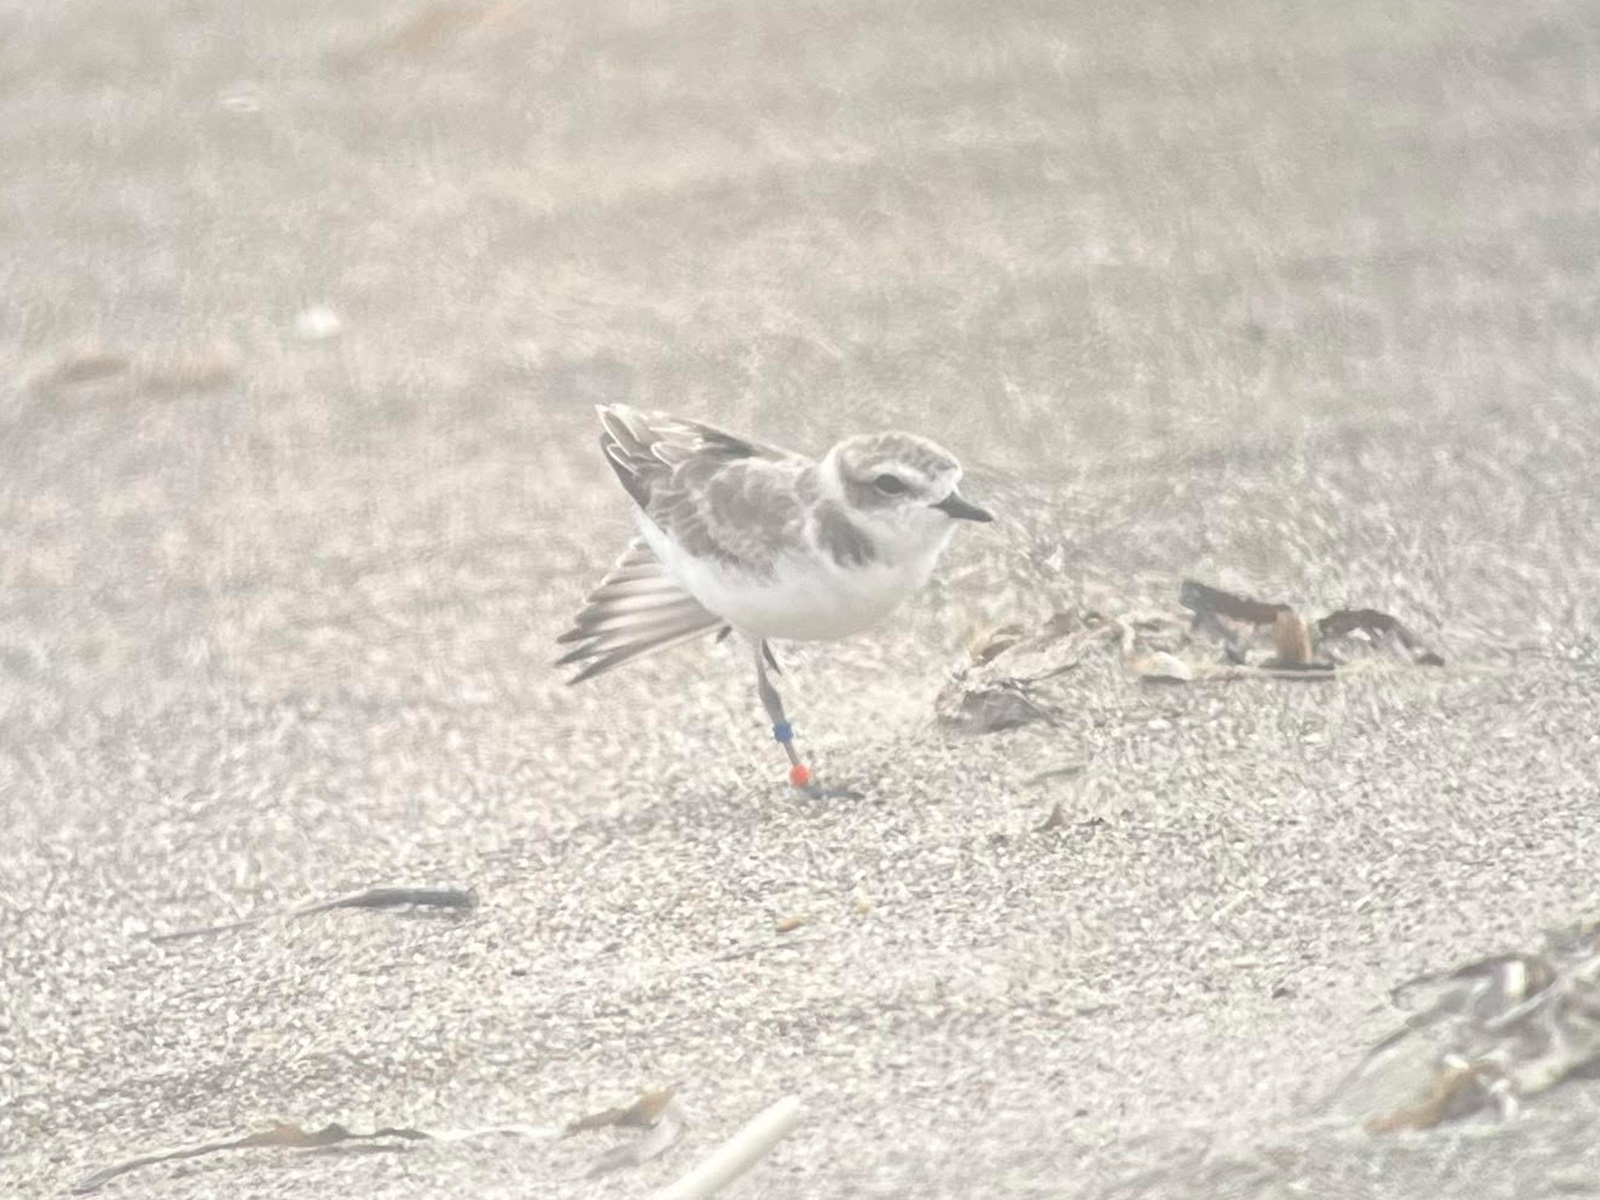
[772,721,794,743]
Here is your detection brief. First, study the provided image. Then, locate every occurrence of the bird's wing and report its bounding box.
[596,404,795,507]
[555,537,725,683]
[597,405,811,580]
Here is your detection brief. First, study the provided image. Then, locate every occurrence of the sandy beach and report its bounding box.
[4,1,1599,1195]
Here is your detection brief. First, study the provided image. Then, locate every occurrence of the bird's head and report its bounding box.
[820,431,992,557]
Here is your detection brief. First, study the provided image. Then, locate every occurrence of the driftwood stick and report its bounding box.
[653,1096,802,1200]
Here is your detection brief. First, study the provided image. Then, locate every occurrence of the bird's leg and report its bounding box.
[752,641,860,798]
[754,640,809,787]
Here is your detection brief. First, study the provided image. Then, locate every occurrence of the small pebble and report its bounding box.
[294,305,343,341]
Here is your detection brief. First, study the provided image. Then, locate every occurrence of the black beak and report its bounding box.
[932,490,994,523]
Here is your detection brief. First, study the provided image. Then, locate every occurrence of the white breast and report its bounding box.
[637,514,948,642]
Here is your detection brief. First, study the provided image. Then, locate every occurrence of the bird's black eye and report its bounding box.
[873,473,907,495]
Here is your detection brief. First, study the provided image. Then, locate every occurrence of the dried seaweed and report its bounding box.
[1180,579,1444,667]
[1316,607,1445,665]
[27,347,238,398]
[565,1087,686,1178]
[1177,580,1291,626]
[937,615,1110,732]
[940,582,1441,732]
[73,1118,555,1194]
[565,1086,679,1135]
[1332,920,1600,1132]
[149,885,478,943]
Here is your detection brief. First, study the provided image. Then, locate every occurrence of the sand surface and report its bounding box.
[3,1,1599,1196]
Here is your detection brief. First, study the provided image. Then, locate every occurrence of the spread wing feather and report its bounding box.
[596,404,792,512]
[554,537,724,683]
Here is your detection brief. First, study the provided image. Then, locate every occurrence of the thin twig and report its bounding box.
[149,886,477,943]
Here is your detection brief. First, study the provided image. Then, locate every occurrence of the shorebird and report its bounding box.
[557,405,992,793]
